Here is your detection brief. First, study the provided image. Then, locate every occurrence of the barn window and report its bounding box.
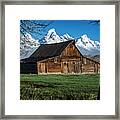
[64,61,68,65]
[83,58,87,64]
[54,58,57,63]
[70,44,73,48]
[86,59,90,64]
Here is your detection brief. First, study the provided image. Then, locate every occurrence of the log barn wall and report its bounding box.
[37,42,100,74]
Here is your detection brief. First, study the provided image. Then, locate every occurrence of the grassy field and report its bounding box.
[20,74,100,100]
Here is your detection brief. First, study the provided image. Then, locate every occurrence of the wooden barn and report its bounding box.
[20,40,100,74]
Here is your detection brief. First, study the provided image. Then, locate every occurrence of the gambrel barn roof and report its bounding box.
[21,40,99,64]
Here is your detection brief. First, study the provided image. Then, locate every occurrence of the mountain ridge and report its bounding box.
[20,28,100,60]
[44,29,100,56]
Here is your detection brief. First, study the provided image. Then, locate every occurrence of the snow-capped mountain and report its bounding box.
[75,34,100,56]
[44,29,74,44]
[20,28,100,59]
[43,28,100,56]
[20,33,40,59]
[61,33,74,41]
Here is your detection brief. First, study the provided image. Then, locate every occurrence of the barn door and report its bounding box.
[63,62,68,74]
[71,61,82,73]
[76,61,82,73]
[41,63,45,73]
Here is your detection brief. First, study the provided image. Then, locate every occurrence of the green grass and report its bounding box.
[20,74,100,100]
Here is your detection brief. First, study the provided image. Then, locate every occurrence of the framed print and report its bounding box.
[0,0,119,119]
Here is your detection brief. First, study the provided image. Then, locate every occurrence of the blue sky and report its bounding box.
[20,20,100,42]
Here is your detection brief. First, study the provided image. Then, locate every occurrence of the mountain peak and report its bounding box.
[47,28,56,35]
[81,34,88,39]
[63,33,74,40]
[44,28,62,44]
[44,28,75,44]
